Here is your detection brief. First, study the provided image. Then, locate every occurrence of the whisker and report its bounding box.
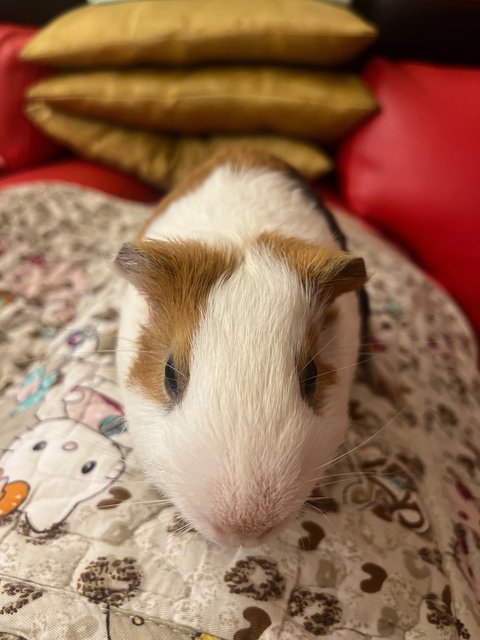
[164,362,187,380]
[139,515,173,535]
[301,329,342,372]
[170,523,194,536]
[8,347,162,369]
[97,476,158,483]
[118,498,172,506]
[313,405,407,473]
[310,470,400,484]
[306,502,337,532]
[310,356,382,381]
[312,474,397,490]
[97,333,137,344]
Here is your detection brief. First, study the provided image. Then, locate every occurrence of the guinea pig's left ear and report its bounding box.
[113,242,158,292]
[258,233,368,302]
[314,248,368,302]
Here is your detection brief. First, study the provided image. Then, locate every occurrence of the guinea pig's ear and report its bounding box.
[114,239,238,298]
[311,247,368,303]
[258,233,367,303]
[114,241,163,293]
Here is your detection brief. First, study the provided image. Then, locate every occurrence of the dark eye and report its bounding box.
[164,357,180,400]
[81,460,96,474]
[300,360,317,400]
[32,441,47,451]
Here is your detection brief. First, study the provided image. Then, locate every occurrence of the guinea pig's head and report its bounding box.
[115,233,366,547]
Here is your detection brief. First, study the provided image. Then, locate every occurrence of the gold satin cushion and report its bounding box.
[27,67,376,144]
[21,0,376,68]
[25,102,333,188]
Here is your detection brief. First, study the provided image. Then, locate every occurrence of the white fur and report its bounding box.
[117,164,360,547]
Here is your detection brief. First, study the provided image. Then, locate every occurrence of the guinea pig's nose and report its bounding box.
[210,521,274,548]
[211,522,225,537]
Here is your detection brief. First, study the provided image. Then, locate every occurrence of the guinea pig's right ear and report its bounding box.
[114,239,238,298]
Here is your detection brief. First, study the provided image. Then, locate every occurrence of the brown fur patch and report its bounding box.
[257,232,366,414]
[137,148,290,238]
[115,239,238,405]
[257,232,367,302]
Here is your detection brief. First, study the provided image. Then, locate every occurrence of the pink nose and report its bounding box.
[210,521,274,547]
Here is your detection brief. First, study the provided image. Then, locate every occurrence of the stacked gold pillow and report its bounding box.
[22,0,377,188]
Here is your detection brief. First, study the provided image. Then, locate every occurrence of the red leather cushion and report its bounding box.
[0,159,159,203]
[0,24,62,173]
[337,58,480,340]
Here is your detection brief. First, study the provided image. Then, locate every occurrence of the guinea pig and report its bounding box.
[115,149,368,548]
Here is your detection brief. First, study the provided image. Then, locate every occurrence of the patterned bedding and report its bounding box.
[0,183,479,640]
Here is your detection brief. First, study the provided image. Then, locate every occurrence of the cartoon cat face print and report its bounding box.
[0,419,125,532]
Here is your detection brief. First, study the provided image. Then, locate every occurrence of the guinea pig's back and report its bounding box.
[143,151,337,249]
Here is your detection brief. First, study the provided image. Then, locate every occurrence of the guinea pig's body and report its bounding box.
[116,150,367,548]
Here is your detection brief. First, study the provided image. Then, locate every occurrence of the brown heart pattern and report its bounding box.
[233,607,272,640]
[298,521,325,551]
[360,563,388,593]
[97,486,131,510]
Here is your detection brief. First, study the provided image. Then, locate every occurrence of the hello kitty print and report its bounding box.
[0,417,125,532]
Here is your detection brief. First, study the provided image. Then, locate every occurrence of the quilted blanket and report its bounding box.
[0,184,479,640]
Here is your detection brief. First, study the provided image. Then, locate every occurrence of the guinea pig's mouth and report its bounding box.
[202,516,294,549]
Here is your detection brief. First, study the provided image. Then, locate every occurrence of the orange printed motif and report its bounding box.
[0,474,29,517]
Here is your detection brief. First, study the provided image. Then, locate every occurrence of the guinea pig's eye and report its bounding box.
[300,359,317,400]
[164,357,181,401]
